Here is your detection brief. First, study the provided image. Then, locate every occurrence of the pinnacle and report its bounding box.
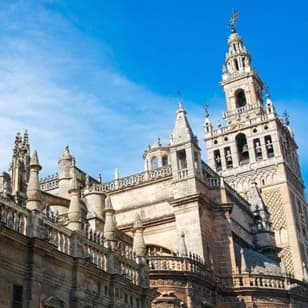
[30,150,41,168]
[105,195,114,210]
[69,173,79,191]
[134,213,143,230]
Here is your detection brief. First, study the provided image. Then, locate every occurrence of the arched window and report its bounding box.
[162,155,168,166]
[234,58,239,71]
[177,150,187,169]
[151,156,159,169]
[235,89,247,108]
[236,133,249,163]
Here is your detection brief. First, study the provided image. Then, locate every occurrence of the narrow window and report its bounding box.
[151,156,159,169]
[253,138,262,160]
[162,155,168,166]
[234,58,239,71]
[224,147,233,168]
[235,89,247,108]
[264,135,274,158]
[12,284,23,308]
[177,150,187,169]
[236,133,249,164]
[214,150,222,171]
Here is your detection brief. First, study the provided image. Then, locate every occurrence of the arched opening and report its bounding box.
[162,155,168,167]
[151,156,159,169]
[177,150,187,169]
[253,138,263,160]
[235,89,247,108]
[264,135,274,158]
[236,133,249,163]
[214,150,222,171]
[234,58,239,71]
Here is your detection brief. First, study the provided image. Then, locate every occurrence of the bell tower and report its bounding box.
[205,12,308,279]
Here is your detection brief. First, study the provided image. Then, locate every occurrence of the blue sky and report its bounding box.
[0,0,307,191]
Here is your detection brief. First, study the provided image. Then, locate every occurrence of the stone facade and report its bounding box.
[0,15,308,308]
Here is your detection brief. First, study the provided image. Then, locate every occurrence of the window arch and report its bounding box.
[235,89,247,108]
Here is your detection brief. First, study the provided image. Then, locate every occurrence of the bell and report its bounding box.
[266,141,272,149]
[242,144,248,153]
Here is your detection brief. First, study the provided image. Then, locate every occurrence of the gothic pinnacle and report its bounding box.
[26,150,42,211]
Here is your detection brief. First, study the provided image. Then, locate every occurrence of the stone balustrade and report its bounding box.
[177,168,189,180]
[223,103,263,119]
[93,165,172,193]
[44,219,72,254]
[147,254,212,280]
[218,272,307,291]
[0,198,144,287]
[0,198,28,235]
[40,173,59,191]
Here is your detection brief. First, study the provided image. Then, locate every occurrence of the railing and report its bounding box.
[43,219,72,255]
[177,168,188,180]
[0,198,28,235]
[203,177,220,188]
[40,173,59,191]
[92,165,172,193]
[228,272,306,290]
[223,103,263,119]
[147,255,212,280]
[0,198,143,286]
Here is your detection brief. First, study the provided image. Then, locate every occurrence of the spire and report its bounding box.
[179,232,188,257]
[26,150,42,211]
[171,96,196,145]
[247,182,271,230]
[104,195,116,242]
[133,213,146,258]
[240,248,248,273]
[67,172,83,231]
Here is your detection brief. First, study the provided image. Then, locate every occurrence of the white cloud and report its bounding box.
[0,1,179,180]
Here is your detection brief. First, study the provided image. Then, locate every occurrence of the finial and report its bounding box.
[264,84,271,99]
[115,168,119,180]
[134,213,144,230]
[85,174,90,188]
[203,104,209,118]
[69,172,79,192]
[283,110,290,126]
[30,150,41,169]
[177,90,184,109]
[157,137,161,147]
[229,9,239,33]
[179,231,188,257]
[97,173,102,183]
[23,129,29,145]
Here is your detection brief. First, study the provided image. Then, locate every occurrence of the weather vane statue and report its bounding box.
[229,9,239,33]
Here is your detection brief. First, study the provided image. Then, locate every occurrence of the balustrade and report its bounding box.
[231,272,293,290]
[0,199,28,235]
[147,255,212,280]
[177,168,188,180]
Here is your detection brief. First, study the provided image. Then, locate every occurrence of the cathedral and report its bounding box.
[0,15,308,308]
